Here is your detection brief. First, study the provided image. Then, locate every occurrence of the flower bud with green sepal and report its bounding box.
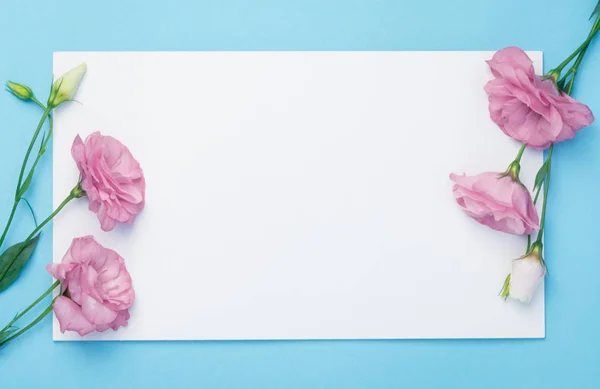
[47,63,87,108]
[6,81,34,101]
[500,242,546,304]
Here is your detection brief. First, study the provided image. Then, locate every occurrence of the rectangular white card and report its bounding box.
[53,51,544,340]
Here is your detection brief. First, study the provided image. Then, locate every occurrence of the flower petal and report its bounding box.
[53,296,96,336]
[80,294,119,326]
[509,255,546,303]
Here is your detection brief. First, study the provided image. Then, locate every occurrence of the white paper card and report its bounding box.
[53,51,544,340]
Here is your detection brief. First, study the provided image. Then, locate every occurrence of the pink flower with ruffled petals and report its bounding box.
[450,171,539,235]
[72,132,145,232]
[47,236,134,336]
[484,47,594,149]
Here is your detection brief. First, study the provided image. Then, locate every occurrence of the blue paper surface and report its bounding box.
[0,0,599,387]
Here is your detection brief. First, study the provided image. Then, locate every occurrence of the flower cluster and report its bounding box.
[0,63,145,346]
[451,41,597,304]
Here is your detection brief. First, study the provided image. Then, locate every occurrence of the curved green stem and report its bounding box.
[0,280,59,334]
[19,198,38,227]
[0,189,78,284]
[26,191,76,242]
[0,299,56,347]
[31,97,46,111]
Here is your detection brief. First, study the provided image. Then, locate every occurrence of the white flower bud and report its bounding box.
[48,63,87,108]
[508,243,546,304]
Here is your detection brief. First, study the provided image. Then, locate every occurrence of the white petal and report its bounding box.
[509,254,545,304]
[49,63,87,107]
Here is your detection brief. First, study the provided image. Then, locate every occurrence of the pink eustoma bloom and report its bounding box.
[484,47,594,149]
[47,236,134,336]
[72,132,146,232]
[450,172,539,235]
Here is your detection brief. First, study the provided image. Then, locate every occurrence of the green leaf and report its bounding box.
[591,1,600,19]
[533,159,549,191]
[499,273,511,299]
[0,235,40,292]
[16,170,34,200]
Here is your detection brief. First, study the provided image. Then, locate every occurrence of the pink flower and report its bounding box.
[450,172,539,235]
[72,132,146,232]
[484,47,594,149]
[47,236,134,336]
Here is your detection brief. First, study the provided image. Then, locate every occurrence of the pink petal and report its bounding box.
[450,171,539,235]
[46,262,75,281]
[110,310,130,330]
[484,47,595,149]
[53,296,96,336]
[97,203,117,232]
[487,47,535,81]
[71,135,86,172]
[80,294,119,326]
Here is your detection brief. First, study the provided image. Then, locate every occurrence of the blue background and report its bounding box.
[1,0,600,388]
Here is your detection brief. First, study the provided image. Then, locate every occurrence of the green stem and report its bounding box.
[0,299,56,347]
[506,144,527,181]
[0,280,59,334]
[529,17,600,250]
[31,97,46,111]
[514,144,526,164]
[535,145,553,244]
[0,107,51,249]
[20,115,54,192]
[554,15,600,72]
[16,108,51,195]
[563,18,600,94]
[26,191,76,241]
[0,201,19,249]
[527,172,544,252]
[0,188,78,284]
[565,62,582,95]
[533,182,543,204]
